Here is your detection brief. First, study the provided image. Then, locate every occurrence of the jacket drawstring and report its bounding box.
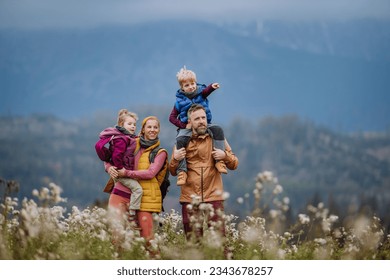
[201,167,204,202]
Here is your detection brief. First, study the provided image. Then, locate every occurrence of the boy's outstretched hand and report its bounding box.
[212,83,220,89]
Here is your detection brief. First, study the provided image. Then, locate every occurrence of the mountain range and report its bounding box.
[1,19,390,132]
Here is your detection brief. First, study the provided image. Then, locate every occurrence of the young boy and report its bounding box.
[98,109,142,223]
[169,66,227,186]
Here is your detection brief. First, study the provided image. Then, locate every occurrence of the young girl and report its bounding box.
[98,109,142,223]
[169,66,227,186]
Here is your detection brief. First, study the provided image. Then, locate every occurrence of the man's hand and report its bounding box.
[173,146,186,161]
[212,148,226,161]
[212,83,220,90]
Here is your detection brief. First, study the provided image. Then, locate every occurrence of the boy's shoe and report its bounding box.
[177,171,188,186]
[215,161,228,174]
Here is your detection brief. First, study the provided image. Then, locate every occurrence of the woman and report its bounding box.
[105,116,167,245]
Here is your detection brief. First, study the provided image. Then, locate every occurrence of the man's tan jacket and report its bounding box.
[169,134,239,203]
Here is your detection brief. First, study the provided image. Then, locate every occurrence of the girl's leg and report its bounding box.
[118,178,143,213]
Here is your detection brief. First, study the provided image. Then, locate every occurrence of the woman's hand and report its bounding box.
[173,146,186,161]
[108,166,119,179]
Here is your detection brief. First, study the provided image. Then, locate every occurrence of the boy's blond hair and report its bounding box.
[176,66,197,86]
[117,109,138,127]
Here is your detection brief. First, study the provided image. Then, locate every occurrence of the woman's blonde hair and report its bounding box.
[117,109,138,127]
[176,66,197,86]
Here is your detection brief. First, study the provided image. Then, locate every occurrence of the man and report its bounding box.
[169,104,239,241]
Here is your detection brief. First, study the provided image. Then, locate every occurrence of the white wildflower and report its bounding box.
[255,182,263,190]
[277,249,286,259]
[273,184,283,195]
[269,209,280,219]
[307,205,317,213]
[222,192,230,200]
[186,204,193,211]
[314,238,327,245]
[329,215,339,223]
[263,171,273,181]
[298,214,310,225]
[190,195,201,205]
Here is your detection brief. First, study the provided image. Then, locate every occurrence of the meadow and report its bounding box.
[1,172,389,260]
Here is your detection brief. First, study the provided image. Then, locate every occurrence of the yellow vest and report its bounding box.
[136,141,162,213]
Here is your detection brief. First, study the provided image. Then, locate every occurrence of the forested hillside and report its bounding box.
[224,116,390,219]
[1,109,389,225]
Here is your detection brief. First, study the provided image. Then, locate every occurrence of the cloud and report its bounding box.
[1,0,389,30]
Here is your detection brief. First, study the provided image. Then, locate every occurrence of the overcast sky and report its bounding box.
[1,0,390,30]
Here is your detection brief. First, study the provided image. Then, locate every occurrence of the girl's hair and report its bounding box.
[117,109,138,126]
[176,66,197,86]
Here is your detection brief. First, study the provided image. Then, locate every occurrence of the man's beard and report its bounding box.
[195,125,207,135]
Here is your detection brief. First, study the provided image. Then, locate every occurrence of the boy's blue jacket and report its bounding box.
[174,83,212,124]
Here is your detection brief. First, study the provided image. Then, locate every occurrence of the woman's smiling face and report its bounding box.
[142,119,160,141]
